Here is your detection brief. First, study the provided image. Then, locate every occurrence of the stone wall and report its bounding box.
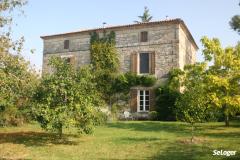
[42,23,188,79]
[178,24,197,70]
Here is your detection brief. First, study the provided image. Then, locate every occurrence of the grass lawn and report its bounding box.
[0,121,240,160]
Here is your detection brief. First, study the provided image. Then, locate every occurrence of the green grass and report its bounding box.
[0,121,240,160]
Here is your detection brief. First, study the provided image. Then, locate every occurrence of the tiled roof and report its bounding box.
[40,18,198,49]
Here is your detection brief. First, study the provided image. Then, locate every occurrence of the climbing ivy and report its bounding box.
[90,31,119,72]
[90,31,157,110]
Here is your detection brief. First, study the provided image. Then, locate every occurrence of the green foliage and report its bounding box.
[0,53,39,126]
[89,31,157,119]
[90,31,118,72]
[155,86,180,121]
[149,111,158,121]
[201,37,240,126]
[124,72,157,87]
[229,3,240,34]
[113,72,157,94]
[175,63,210,142]
[0,0,39,126]
[173,37,240,128]
[32,57,104,136]
[175,63,209,123]
[230,15,240,34]
[90,31,120,108]
[134,6,153,23]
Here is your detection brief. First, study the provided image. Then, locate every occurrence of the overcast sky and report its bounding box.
[11,0,240,72]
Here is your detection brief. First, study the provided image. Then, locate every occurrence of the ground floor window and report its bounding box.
[138,90,150,112]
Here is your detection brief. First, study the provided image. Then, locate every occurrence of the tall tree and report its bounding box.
[134,6,153,23]
[229,2,240,34]
[32,57,104,136]
[175,63,210,142]
[201,37,240,126]
[0,0,39,126]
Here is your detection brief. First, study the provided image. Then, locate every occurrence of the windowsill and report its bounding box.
[138,73,150,76]
[137,111,149,113]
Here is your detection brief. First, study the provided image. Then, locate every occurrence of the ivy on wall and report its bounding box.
[90,31,119,72]
[89,30,157,91]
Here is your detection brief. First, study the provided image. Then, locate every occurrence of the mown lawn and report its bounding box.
[0,121,239,160]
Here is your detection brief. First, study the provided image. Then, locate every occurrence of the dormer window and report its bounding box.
[64,40,69,49]
[140,31,148,42]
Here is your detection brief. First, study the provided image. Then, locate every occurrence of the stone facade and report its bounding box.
[41,19,198,115]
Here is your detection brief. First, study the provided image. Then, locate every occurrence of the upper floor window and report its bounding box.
[131,52,155,75]
[140,31,148,42]
[139,53,149,74]
[64,40,69,49]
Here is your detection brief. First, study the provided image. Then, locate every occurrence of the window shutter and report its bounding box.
[149,89,155,111]
[70,56,75,66]
[140,31,148,42]
[131,52,137,73]
[150,52,155,74]
[64,40,69,49]
[130,89,138,112]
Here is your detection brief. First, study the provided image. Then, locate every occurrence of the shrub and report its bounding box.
[149,111,159,121]
[139,75,157,87]
[155,86,180,121]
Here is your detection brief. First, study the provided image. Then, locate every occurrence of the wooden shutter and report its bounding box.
[149,89,155,111]
[70,56,75,66]
[140,31,148,42]
[130,89,138,112]
[64,40,69,49]
[149,52,155,74]
[131,52,138,73]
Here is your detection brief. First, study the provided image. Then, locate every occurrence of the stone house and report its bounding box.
[41,18,198,117]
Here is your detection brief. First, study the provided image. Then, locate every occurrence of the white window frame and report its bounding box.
[137,52,150,75]
[137,90,150,112]
[60,55,73,64]
[60,55,73,58]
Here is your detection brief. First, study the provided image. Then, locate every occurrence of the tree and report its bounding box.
[134,6,153,23]
[201,37,240,126]
[155,86,180,121]
[175,63,210,142]
[230,15,240,34]
[32,57,104,137]
[229,2,240,34]
[0,0,39,126]
[155,70,182,121]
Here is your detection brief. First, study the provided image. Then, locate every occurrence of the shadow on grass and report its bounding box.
[107,121,189,134]
[0,131,78,146]
[113,137,164,144]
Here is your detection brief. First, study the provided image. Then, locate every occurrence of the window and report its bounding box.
[63,57,71,63]
[140,31,148,42]
[60,55,74,65]
[64,40,69,49]
[138,90,150,112]
[139,53,149,74]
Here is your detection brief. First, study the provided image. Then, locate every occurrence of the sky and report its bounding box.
[11,0,240,72]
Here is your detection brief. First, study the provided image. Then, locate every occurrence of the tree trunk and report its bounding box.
[223,105,230,127]
[109,96,112,111]
[191,123,194,143]
[109,96,113,121]
[58,124,63,138]
[225,114,230,127]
